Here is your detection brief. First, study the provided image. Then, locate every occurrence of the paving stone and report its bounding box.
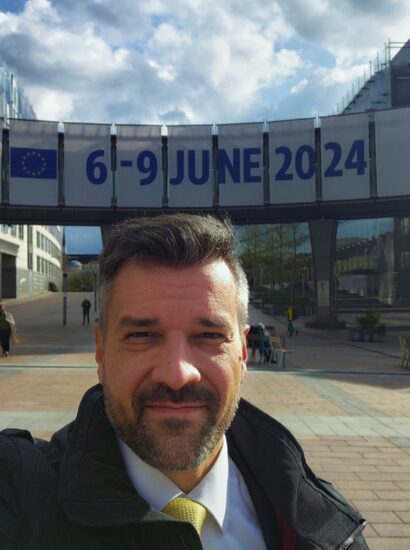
[360,511,402,524]
[2,299,410,544]
[367,539,410,550]
[373,523,410,536]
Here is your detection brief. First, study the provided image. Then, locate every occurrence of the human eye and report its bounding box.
[197,332,226,341]
[124,331,157,341]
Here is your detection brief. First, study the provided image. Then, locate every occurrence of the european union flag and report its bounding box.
[10,147,57,180]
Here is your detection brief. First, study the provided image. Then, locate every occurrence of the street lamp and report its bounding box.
[62,227,68,326]
[93,271,98,315]
[89,262,99,321]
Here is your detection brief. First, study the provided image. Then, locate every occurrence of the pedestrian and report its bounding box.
[81,298,92,325]
[0,214,369,549]
[287,320,299,337]
[0,304,16,357]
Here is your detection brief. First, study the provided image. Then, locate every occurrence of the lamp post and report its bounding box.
[62,227,68,326]
[93,271,98,315]
[301,266,307,299]
[89,262,99,321]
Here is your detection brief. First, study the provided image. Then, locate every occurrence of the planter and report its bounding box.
[347,326,362,342]
[362,331,371,342]
[347,325,385,342]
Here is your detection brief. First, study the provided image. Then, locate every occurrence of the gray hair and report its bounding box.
[98,213,249,329]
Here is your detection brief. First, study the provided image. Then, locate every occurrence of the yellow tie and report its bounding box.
[162,496,207,536]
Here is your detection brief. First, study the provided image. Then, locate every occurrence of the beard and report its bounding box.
[103,383,240,472]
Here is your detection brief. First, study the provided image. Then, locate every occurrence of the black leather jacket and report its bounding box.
[0,385,368,549]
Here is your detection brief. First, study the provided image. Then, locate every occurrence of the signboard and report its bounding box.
[9,119,58,206]
[116,125,163,207]
[63,122,112,207]
[168,125,213,207]
[321,112,370,201]
[375,108,410,197]
[269,118,316,204]
[218,123,264,206]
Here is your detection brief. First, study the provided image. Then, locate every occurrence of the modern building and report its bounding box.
[0,57,35,119]
[334,39,410,306]
[0,58,62,299]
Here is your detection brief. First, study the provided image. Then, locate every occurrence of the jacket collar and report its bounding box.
[58,384,168,527]
[227,399,365,549]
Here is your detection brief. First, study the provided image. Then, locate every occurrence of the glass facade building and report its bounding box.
[0,57,35,119]
[334,40,410,306]
[0,59,62,299]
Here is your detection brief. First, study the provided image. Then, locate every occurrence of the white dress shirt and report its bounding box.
[118,436,267,549]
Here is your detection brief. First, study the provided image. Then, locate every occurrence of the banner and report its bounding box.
[116,125,163,207]
[63,123,111,207]
[168,125,213,207]
[375,108,410,197]
[269,118,316,204]
[9,119,58,206]
[217,123,264,206]
[321,113,370,201]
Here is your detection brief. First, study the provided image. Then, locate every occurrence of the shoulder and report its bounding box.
[0,430,60,549]
[0,428,56,479]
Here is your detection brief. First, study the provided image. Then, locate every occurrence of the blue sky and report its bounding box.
[0,0,409,252]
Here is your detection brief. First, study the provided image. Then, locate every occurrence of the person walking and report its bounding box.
[0,304,16,357]
[81,298,92,325]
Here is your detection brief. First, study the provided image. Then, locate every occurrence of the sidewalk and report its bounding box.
[1,295,410,548]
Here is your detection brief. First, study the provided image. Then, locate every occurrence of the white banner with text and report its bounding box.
[168,125,213,207]
[269,118,316,204]
[9,119,58,206]
[217,123,264,206]
[116,125,163,207]
[63,123,112,207]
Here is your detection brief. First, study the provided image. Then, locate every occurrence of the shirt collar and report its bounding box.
[118,436,229,531]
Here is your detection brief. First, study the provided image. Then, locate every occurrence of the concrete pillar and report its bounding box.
[307,220,345,329]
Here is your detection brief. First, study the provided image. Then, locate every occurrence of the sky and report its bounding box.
[1,0,410,252]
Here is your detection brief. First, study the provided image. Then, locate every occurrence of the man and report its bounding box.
[0,213,368,549]
[81,297,92,325]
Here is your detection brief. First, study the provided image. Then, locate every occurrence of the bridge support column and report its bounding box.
[306,220,345,329]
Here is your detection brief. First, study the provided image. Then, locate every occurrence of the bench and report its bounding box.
[399,336,410,369]
[269,336,294,368]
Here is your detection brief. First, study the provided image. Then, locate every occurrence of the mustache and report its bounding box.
[134,384,219,408]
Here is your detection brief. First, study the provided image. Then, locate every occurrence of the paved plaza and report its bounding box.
[1,292,410,548]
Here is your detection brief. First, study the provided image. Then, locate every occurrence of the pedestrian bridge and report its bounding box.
[1,106,410,225]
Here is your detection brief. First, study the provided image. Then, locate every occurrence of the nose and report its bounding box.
[151,333,201,390]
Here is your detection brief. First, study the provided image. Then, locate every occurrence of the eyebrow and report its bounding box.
[197,317,230,329]
[115,316,231,330]
[116,317,160,331]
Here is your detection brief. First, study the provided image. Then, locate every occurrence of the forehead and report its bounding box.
[106,260,238,319]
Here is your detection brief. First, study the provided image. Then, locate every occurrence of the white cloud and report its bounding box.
[0,0,409,125]
[291,78,308,94]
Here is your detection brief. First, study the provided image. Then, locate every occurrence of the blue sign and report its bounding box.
[10,147,57,179]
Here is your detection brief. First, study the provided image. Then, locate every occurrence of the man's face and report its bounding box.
[95,260,248,472]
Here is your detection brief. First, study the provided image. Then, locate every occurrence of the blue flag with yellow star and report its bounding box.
[10,147,57,179]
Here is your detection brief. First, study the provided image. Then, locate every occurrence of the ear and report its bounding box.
[94,324,105,383]
[240,324,250,382]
